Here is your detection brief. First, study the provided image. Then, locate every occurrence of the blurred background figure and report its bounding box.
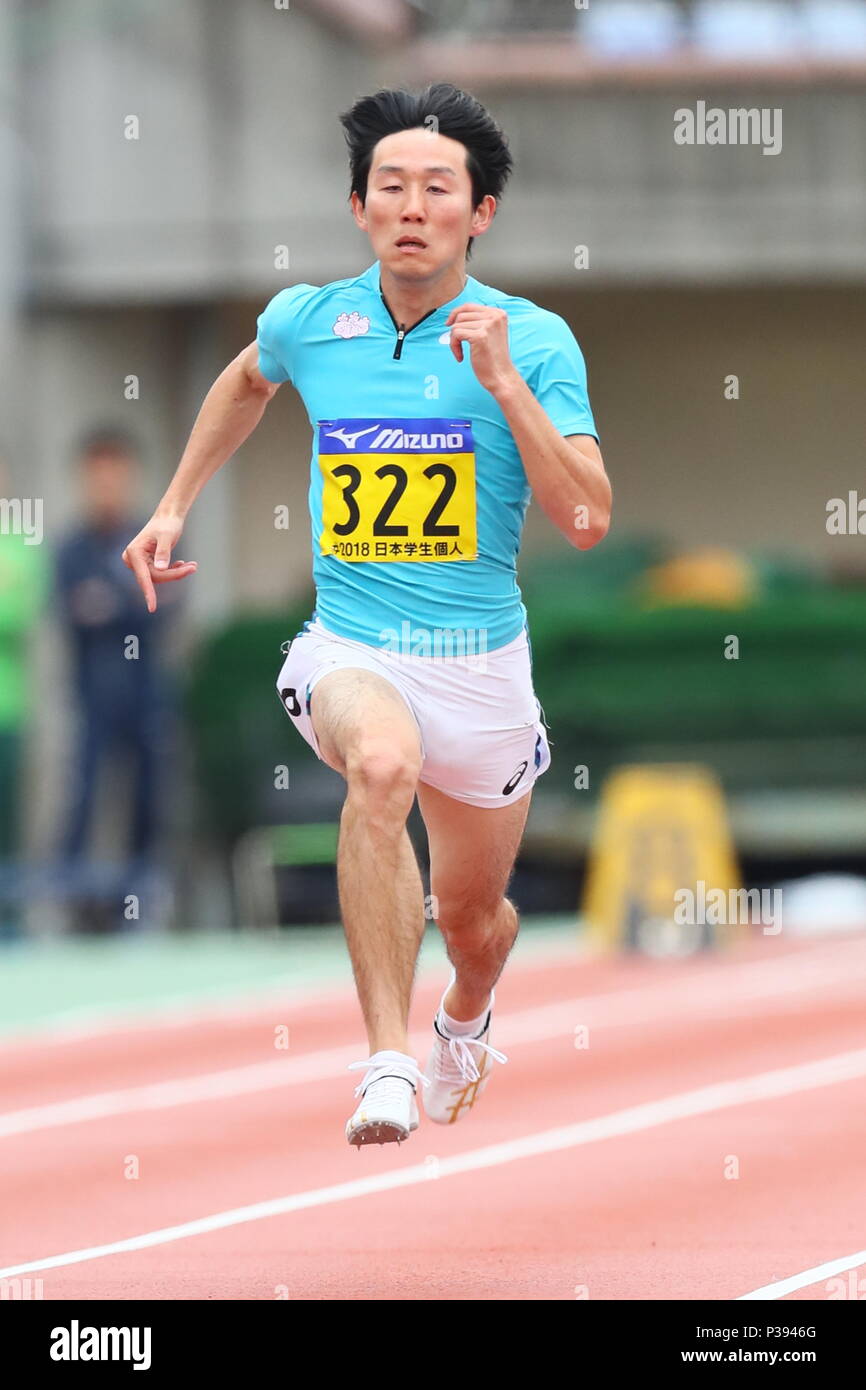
[54,428,185,933]
[0,452,48,940]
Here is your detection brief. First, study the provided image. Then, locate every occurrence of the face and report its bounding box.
[81,451,136,522]
[351,127,495,278]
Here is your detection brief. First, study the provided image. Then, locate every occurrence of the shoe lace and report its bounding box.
[433,1030,508,1084]
[347,1050,430,1100]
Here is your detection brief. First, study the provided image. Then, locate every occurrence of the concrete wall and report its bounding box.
[518,282,866,567]
[20,0,375,302]
[18,0,866,302]
[0,0,22,461]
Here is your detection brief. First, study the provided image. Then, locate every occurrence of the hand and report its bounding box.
[121,511,197,614]
[444,303,519,397]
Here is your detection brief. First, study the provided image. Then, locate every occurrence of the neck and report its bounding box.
[378,260,468,328]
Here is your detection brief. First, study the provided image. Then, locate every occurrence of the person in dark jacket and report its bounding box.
[55,428,184,896]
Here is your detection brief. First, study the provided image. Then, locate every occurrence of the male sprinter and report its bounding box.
[123,83,611,1148]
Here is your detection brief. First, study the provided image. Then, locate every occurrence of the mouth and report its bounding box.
[395,237,428,251]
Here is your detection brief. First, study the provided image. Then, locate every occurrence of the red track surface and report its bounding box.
[2,930,865,1301]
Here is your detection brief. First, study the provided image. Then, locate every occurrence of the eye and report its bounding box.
[429,186,447,194]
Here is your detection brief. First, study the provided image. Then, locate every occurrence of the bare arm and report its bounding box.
[444,302,611,549]
[494,374,611,549]
[122,342,280,611]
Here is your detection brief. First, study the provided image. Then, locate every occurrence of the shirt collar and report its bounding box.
[363,260,479,326]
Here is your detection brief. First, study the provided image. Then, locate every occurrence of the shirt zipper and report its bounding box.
[380,287,438,361]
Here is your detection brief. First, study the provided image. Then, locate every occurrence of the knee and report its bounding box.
[436,893,517,941]
[344,738,421,822]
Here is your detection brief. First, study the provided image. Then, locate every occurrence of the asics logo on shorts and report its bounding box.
[280,686,301,717]
[501,759,529,796]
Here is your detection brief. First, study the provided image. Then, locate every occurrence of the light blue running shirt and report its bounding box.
[256,260,597,652]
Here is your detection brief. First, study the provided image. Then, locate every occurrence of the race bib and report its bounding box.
[317,417,477,562]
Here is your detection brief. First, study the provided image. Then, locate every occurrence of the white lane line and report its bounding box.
[2,1045,865,1281]
[739,1251,866,1301]
[2,943,866,1139]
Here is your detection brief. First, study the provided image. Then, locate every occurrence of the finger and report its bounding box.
[446,322,491,342]
[447,303,486,320]
[450,326,484,361]
[151,561,197,585]
[128,548,157,613]
[447,313,497,331]
[153,532,175,571]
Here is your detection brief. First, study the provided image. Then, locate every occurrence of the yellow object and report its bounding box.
[319,441,477,563]
[582,764,744,955]
[640,547,757,607]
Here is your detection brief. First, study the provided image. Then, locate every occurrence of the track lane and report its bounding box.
[1,931,863,1298]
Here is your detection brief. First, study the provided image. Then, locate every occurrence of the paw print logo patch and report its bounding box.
[332,311,370,339]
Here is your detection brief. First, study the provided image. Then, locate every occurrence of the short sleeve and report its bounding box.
[256,285,312,385]
[527,311,598,442]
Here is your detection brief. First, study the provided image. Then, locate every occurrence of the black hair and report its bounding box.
[76,425,139,462]
[339,82,513,260]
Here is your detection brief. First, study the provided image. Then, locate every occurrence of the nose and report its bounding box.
[400,184,426,221]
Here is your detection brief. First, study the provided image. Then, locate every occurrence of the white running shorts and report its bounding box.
[275,617,552,808]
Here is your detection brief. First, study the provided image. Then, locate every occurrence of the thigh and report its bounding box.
[417,778,531,916]
[311,666,423,777]
[277,631,424,777]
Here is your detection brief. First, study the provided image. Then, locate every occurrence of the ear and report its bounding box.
[350,191,367,233]
[471,194,496,239]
